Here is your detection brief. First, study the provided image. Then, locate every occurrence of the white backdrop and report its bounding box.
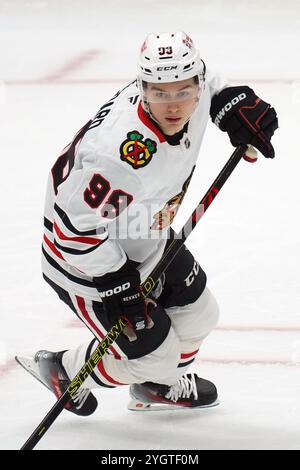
[0,0,300,450]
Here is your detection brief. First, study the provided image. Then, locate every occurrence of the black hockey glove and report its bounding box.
[93,259,154,336]
[210,86,278,158]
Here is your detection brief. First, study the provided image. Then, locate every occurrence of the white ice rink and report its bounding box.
[0,0,300,450]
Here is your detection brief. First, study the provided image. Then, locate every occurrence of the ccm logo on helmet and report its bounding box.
[214,93,247,127]
[99,282,131,298]
[157,66,178,71]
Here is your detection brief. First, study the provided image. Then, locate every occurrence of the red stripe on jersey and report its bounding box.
[75,296,121,360]
[97,360,127,386]
[137,101,166,143]
[43,234,66,261]
[181,348,199,359]
[54,222,102,245]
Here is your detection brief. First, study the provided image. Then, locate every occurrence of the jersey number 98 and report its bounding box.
[84,173,133,219]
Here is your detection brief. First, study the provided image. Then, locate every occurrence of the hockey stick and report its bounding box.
[20,143,250,450]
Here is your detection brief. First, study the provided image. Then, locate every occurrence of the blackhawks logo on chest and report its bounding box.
[120,131,157,169]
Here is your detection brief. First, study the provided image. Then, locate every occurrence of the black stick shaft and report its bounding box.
[141,144,247,297]
[20,144,247,450]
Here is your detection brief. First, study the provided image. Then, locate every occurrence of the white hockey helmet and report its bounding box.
[137,31,206,85]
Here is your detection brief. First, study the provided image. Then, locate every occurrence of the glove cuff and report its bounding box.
[93,258,141,303]
[94,258,140,286]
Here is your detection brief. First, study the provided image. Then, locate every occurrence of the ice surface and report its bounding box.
[0,0,300,450]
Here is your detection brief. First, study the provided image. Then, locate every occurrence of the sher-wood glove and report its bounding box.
[210,86,278,158]
[94,259,154,340]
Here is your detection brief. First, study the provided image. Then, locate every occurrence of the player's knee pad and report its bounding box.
[157,246,207,308]
[191,287,219,340]
[124,326,182,385]
[167,287,219,346]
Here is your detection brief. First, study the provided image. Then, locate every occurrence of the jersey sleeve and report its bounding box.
[53,155,140,277]
[205,66,229,98]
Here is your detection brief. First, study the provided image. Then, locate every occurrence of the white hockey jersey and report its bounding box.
[42,70,226,300]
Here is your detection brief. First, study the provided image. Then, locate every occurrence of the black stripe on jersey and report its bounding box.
[54,203,100,236]
[85,339,115,389]
[44,217,53,232]
[43,274,78,314]
[177,358,195,368]
[54,238,107,256]
[42,246,95,288]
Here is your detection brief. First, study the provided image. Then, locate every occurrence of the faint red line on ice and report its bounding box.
[38,49,103,83]
[1,354,300,382]
[5,78,128,85]
[4,78,300,86]
[64,319,300,333]
[0,358,17,376]
[196,357,300,367]
[216,325,300,333]
[66,318,84,328]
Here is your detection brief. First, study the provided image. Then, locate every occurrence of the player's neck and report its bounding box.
[148,114,189,146]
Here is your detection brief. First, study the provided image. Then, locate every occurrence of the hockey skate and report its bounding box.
[128,373,219,411]
[15,350,98,416]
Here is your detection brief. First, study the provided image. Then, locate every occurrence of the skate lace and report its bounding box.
[165,374,198,403]
[72,388,91,409]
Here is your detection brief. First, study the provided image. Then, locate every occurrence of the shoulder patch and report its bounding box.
[120,131,157,169]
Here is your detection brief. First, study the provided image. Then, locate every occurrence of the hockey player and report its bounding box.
[17,32,278,414]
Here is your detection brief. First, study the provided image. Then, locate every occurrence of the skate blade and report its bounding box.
[15,355,51,392]
[127,398,220,411]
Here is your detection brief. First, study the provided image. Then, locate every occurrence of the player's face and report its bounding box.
[145,78,200,135]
